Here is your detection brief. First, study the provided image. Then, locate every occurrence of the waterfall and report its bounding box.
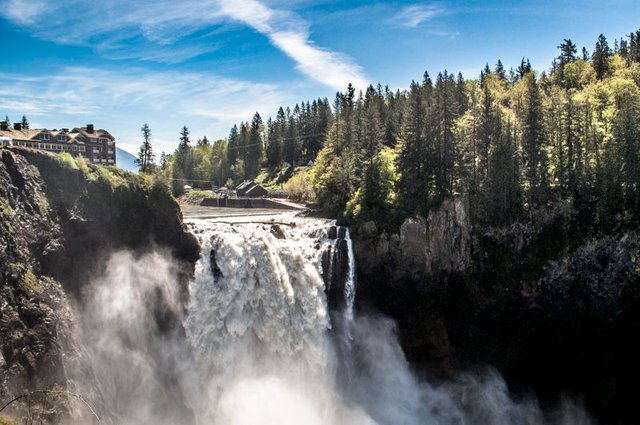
[343,228,356,320]
[64,216,592,425]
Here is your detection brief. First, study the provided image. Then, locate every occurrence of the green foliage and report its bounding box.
[345,147,398,225]
[57,152,79,171]
[0,414,17,425]
[284,169,314,202]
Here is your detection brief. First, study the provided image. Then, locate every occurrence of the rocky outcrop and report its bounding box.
[352,194,640,424]
[0,147,199,423]
[354,197,471,284]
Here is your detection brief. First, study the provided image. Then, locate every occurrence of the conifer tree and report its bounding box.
[246,112,263,178]
[135,123,155,173]
[592,34,611,80]
[522,73,549,208]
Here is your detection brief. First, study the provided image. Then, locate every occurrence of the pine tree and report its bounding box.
[227,124,240,165]
[592,34,611,80]
[495,60,506,80]
[517,58,532,79]
[522,73,549,209]
[21,115,29,129]
[135,123,155,173]
[396,80,430,216]
[488,117,522,224]
[556,39,578,85]
[246,112,263,178]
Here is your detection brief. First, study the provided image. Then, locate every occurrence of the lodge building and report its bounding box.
[0,122,116,165]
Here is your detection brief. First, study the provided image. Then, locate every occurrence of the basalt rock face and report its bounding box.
[0,148,199,422]
[352,197,471,374]
[353,196,640,424]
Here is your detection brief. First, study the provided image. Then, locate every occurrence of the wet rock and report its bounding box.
[270,224,286,239]
[327,225,337,239]
[209,249,224,278]
[338,226,347,239]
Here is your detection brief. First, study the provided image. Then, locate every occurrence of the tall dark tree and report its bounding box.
[246,112,264,178]
[522,73,549,208]
[592,34,612,80]
[556,39,578,85]
[21,115,29,129]
[135,123,155,173]
[226,124,240,165]
[495,60,506,80]
[488,118,522,224]
[517,58,532,79]
[396,80,430,216]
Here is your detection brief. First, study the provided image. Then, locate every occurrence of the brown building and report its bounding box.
[0,122,116,165]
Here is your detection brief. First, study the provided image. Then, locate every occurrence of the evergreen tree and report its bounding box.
[522,72,549,208]
[495,60,506,80]
[265,118,281,169]
[246,112,264,178]
[197,136,210,147]
[21,115,29,129]
[396,80,430,216]
[226,124,240,165]
[135,123,155,173]
[592,34,611,80]
[488,118,522,224]
[159,151,170,170]
[556,39,578,85]
[517,58,532,79]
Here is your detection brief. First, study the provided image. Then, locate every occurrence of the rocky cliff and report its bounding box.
[0,147,199,423]
[353,197,640,424]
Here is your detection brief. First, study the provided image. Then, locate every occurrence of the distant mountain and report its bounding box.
[116,147,138,173]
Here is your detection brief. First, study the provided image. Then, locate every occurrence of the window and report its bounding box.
[40,133,50,140]
[57,135,66,142]
[99,138,107,143]
[79,146,86,152]
[45,144,51,149]
[72,145,77,151]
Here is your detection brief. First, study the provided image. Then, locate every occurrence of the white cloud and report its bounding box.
[391,4,442,28]
[217,0,369,90]
[1,0,47,24]
[0,67,293,153]
[0,0,368,90]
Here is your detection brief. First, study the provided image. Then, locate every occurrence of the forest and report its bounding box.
[157,29,640,234]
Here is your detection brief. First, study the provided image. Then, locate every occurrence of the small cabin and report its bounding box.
[236,181,268,198]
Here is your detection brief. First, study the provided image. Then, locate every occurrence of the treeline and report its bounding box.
[157,29,640,232]
[312,30,640,231]
[159,98,333,193]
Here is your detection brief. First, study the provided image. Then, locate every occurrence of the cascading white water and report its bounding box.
[65,216,593,425]
[343,228,356,321]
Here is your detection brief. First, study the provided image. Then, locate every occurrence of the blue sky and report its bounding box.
[1,0,638,155]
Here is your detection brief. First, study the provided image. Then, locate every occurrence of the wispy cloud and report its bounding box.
[0,0,368,90]
[0,67,293,152]
[390,4,443,28]
[216,0,368,90]
[1,0,47,24]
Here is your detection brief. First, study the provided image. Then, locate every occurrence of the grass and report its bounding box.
[255,165,311,190]
[179,189,216,205]
[0,414,16,425]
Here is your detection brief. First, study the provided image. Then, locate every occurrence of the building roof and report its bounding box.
[245,183,268,197]
[0,126,114,145]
